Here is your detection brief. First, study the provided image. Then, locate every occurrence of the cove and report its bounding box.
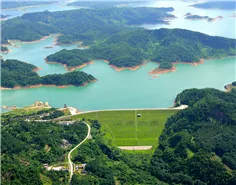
[1,34,235,111]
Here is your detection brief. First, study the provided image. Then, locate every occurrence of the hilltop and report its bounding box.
[1,7,174,46]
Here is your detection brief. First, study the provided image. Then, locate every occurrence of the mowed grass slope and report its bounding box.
[72,110,178,148]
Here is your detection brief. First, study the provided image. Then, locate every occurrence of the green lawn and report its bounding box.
[72,109,178,150]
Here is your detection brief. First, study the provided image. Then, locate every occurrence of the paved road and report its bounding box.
[73,105,188,116]
[67,107,78,115]
[54,105,188,121]
[68,121,91,182]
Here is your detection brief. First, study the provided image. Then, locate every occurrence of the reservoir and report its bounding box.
[1,0,236,112]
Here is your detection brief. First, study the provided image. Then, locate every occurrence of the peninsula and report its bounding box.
[1,7,175,46]
[1,59,96,89]
[46,28,236,72]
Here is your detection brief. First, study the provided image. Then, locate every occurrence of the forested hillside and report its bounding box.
[1,88,236,184]
[1,7,174,45]
[150,88,236,184]
[46,28,236,69]
[1,59,96,88]
[1,109,88,184]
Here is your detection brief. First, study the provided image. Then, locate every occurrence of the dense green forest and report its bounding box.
[2,88,236,184]
[1,109,88,184]
[1,7,174,45]
[1,59,96,88]
[47,28,236,69]
[150,88,236,184]
[191,1,236,10]
[2,1,57,9]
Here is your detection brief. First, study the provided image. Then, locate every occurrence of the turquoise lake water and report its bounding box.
[1,0,236,112]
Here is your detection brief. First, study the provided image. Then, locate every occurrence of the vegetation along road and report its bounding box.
[67,121,91,182]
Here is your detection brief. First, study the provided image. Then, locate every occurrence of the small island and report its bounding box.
[207,16,223,22]
[1,59,96,89]
[190,1,235,10]
[184,13,223,22]
[185,14,210,20]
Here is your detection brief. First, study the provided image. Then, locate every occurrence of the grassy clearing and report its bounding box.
[72,109,178,151]
[40,174,52,185]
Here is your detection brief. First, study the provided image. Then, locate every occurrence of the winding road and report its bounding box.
[67,121,91,182]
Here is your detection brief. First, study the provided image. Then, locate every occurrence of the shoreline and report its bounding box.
[149,59,204,75]
[0,79,97,90]
[207,16,223,22]
[108,60,147,72]
[224,84,232,92]
[110,64,143,72]
[45,59,94,71]
[185,15,223,22]
[7,35,53,47]
[0,84,72,90]
[224,84,235,92]
[173,59,204,66]
[149,66,177,75]
[44,34,63,48]
[1,48,12,54]
[33,67,42,72]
